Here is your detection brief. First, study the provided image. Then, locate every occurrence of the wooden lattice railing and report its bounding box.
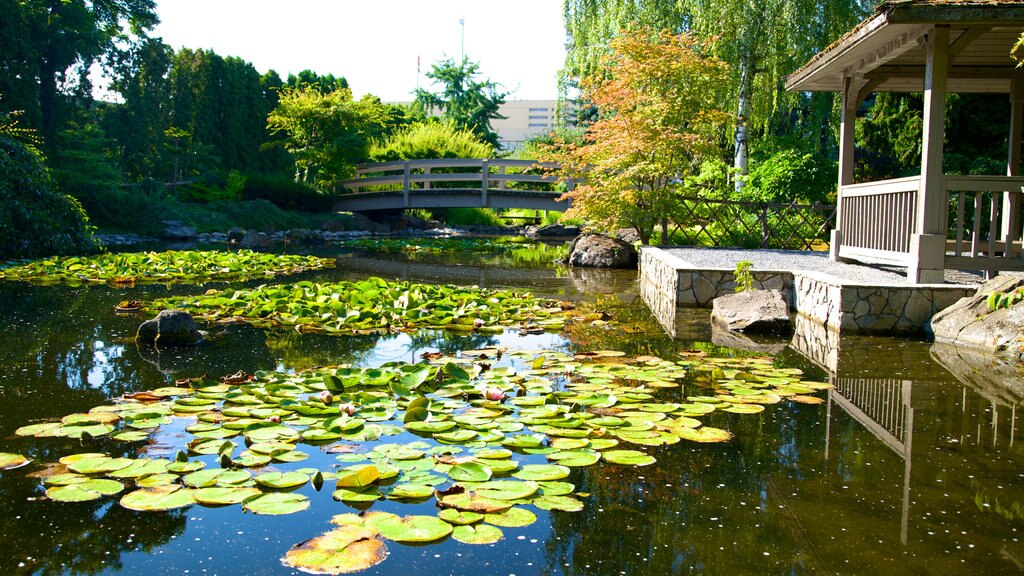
[665,197,837,251]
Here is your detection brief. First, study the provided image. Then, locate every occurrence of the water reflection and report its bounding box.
[2,247,1024,574]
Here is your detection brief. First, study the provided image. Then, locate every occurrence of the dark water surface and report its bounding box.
[1,246,1022,575]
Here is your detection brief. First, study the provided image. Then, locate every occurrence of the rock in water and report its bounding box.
[711,290,791,333]
[568,234,638,268]
[137,310,203,347]
[160,220,197,240]
[928,275,1024,356]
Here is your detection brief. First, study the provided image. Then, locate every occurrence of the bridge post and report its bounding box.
[423,166,431,190]
[481,159,489,207]
[498,164,506,190]
[402,161,410,208]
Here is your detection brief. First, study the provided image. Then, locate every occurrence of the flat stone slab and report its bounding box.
[659,247,983,287]
[712,290,791,333]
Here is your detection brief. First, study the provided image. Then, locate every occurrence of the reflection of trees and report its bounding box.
[264,330,384,371]
[541,406,828,575]
[0,476,185,576]
[404,329,498,356]
[562,293,683,358]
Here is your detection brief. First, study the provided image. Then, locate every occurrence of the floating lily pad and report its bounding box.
[547,450,600,467]
[473,480,539,501]
[335,466,379,489]
[532,495,584,512]
[282,525,387,575]
[452,524,503,544]
[483,507,538,528]
[333,486,381,503]
[789,395,825,405]
[388,484,435,500]
[47,484,104,502]
[369,515,452,543]
[242,492,310,515]
[513,464,571,481]
[437,492,512,514]
[193,486,261,505]
[255,471,309,490]
[448,462,492,483]
[0,452,31,471]
[120,486,196,511]
[537,481,576,496]
[676,426,732,443]
[601,450,656,466]
[722,403,765,414]
[438,509,484,525]
[67,457,134,475]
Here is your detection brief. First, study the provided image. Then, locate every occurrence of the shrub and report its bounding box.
[744,149,837,204]
[441,207,505,227]
[0,133,100,259]
[241,173,336,212]
[369,122,493,161]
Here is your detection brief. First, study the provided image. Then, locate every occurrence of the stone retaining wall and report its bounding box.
[640,247,976,336]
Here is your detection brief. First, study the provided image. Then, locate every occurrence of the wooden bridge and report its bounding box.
[334,159,570,213]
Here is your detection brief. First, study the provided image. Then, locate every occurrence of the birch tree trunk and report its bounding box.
[733,51,753,195]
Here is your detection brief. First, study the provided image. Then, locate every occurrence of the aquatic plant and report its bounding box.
[733,260,754,292]
[4,348,830,574]
[0,250,335,286]
[149,277,575,335]
[986,288,1024,313]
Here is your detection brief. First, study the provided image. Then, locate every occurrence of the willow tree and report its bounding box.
[544,29,731,244]
[562,0,872,192]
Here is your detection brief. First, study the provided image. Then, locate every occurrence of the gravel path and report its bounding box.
[659,247,986,286]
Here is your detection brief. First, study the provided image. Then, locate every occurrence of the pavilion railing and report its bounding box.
[665,197,836,251]
[944,175,1024,272]
[836,176,920,266]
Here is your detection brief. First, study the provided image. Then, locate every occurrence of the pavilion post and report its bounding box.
[910,25,950,284]
[1002,76,1024,258]
[831,75,858,262]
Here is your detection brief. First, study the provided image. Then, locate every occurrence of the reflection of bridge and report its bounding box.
[335,159,571,212]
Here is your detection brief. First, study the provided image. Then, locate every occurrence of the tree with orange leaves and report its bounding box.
[544,29,731,244]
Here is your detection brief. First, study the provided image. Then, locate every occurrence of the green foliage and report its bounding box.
[0,250,334,285]
[733,260,754,292]
[161,199,332,233]
[240,173,336,212]
[414,58,506,149]
[442,208,506,227]
[0,126,100,259]
[743,149,836,203]
[268,87,390,189]
[369,122,493,161]
[986,289,1024,314]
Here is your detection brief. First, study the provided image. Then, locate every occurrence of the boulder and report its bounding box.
[711,290,791,333]
[529,224,580,238]
[614,227,642,244]
[321,212,390,233]
[227,227,245,243]
[137,309,203,347]
[568,234,638,268]
[284,228,321,245]
[160,220,197,240]
[239,230,271,249]
[928,274,1024,356]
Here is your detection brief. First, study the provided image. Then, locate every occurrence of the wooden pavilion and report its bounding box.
[786,0,1024,283]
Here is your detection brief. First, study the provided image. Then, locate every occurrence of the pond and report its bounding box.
[1,242,1023,575]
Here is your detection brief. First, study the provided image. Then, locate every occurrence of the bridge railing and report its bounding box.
[340,159,563,195]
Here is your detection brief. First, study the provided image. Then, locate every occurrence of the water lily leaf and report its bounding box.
[0,452,31,471]
[537,481,576,496]
[483,507,537,528]
[15,422,63,437]
[405,420,456,434]
[472,480,539,501]
[282,525,387,575]
[335,465,379,489]
[388,484,434,499]
[601,450,656,466]
[452,524,503,544]
[789,395,825,405]
[120,486,196,511]
[676,426,732,443]
[242,492,310,515]
[193,486,261,505]
[369,515,452,543]
[437,491,513,514]
[137,473,180,487]
[547,450,600,467]
[47,484,103,502]
[333,486,381,503]
[232,452,273,468]
[448,462,492,483]
[513,464,571,481]
[67,457,133,475]
[587,438,620,450]
[550,438,589,450]
[43,473,88,486]
[722,403,765,414]
[255,471,309,489]
[532,495,584,512]
[438,509,484,525]
[434,430,477,443]
[166,460,205,474]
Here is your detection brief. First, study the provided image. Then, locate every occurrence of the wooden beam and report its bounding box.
[857,76,887,106]
[844,25,931,78]
[949,27,988,63]
[867,65,1018,80]
[887,5,1024,26]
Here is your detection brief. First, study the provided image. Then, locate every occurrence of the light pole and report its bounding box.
[459,17,465,63]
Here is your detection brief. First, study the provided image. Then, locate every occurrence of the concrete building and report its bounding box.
[490,99,559,150]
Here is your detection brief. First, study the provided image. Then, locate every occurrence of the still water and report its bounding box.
[0,245,1022,575]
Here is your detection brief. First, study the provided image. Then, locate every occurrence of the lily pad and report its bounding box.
[0,452,31,471]
[601,450,657,466]
[677,426,732,443]
[255,471,309,490]
[532,495,584,512]
[388,484,435,500]
[438,509,484,525]
[242,492,310,515]
[281,525,388,575]
[452,524,503,544]
[120,486,196,511]
[483,507,538,528]
[193,486,261,505]
[448,462,492,483]
[369,515,452,543]
[513,464,571,481]
[67,456,134,475]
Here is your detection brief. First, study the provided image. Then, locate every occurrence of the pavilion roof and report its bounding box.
[785,0,1024,94]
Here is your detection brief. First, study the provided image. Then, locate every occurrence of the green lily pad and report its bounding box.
[388,484,435,500]
[448,462,492,483]
[438,509,484,525]
[547,450,600,467]
[483,507,538,528]
[137,473,180,487]
[677,426,733,443]
[405,420,456,434]
[242,492,310,515]
[532,495,584,512]
[0,452,31,471]
[369,515,453,543]
[120,486,196,511]
[601,450,656,466]
[254,471,309,489]
[67,456,134,475]
[452,524,503,544]
[722,403,765,414]
[282,525,387,575]
[43,473,88,486]
[538,481,576,496]
[513,464,571,481]
[335,465,379,489]
[47,484,104,502]
[333,486,381,503]
[473,480,539,501]
[193,486,261,505]
[438,492,513,514]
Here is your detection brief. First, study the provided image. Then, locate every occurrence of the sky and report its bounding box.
[153,0,567,102]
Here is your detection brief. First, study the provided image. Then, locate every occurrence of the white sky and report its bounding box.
[153,0,567,102]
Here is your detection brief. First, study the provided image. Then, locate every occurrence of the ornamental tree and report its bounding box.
[544,29,731,244]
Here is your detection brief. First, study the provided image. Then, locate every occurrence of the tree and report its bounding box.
[285,70,349,93]
[0,0,158,149]
[414,57,506,149]
[561,0,873,193]
[543,29,731,244]
[369,122,493,162]
[267,86,388,189]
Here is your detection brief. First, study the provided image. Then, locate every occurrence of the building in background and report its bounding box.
[390,99,572,152]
